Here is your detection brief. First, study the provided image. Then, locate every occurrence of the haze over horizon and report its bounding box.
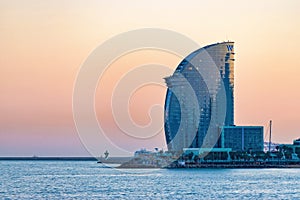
[1,0,300,156]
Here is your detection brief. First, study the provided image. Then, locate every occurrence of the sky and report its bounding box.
[1,0,300,156]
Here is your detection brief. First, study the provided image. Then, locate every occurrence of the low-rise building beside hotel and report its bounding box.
[221,126,264,152]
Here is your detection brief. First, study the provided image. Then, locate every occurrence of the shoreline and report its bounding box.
[118,160,300,169]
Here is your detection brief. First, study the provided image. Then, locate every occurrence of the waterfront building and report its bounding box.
[293,138,300,145]
[164,42,235,151]
[221,126,264,151]
[279,139,300,160]
[164,41,265,153]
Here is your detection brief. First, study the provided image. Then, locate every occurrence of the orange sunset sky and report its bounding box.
[1,0,300,156]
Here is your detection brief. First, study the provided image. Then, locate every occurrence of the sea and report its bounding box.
[1,161,300,200]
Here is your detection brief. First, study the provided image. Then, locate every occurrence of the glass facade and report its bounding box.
[164,42,235,151]
[221,126,264,151]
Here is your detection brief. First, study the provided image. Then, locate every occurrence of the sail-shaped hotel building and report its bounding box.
[164,42,263,152]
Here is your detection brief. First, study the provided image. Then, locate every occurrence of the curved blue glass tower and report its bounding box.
[164,42,235,151]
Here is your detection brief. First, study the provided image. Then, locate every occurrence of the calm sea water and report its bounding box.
[1,161,300,199]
